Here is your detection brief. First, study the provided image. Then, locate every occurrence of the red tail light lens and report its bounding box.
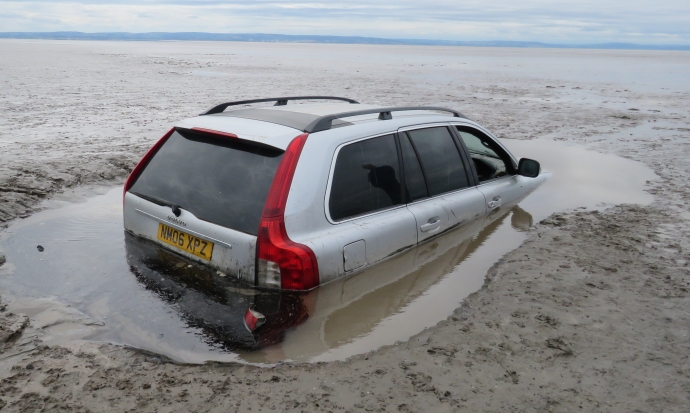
[262,133,307,218]
[123,127,175,203]
[257,133,319,290]
[258,217,319,290]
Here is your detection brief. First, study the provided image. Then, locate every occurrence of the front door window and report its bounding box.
[456,127,511,183]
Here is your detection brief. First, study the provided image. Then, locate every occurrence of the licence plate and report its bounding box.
[157,223,214,261]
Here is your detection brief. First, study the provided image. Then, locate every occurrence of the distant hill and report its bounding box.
[1,32,688,51]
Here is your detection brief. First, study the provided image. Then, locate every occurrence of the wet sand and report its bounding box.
[0,39,689,411]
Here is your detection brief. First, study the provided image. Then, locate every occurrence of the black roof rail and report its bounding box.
[200,96,359,115]
[303,106,465,133]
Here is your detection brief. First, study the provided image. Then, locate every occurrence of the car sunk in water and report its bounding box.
[123,96,546,301]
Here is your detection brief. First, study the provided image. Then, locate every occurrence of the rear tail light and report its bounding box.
[256,133,319,290]
[257,218,319,290]
[123,127,176,204]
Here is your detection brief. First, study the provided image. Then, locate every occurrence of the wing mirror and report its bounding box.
[517,158,540,178]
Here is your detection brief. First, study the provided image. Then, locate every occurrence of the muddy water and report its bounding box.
[0,139,656,364]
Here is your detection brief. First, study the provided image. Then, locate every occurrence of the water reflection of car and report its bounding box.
[125,233,310,351]
[123,96,547,333]
[261,201,534,361]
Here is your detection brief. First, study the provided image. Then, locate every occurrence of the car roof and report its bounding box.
[175,102,467,150]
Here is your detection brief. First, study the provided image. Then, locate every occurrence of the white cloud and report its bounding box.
[0,0,688,44]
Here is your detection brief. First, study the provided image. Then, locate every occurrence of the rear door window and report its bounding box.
[405,127,470,196]
[329,134,402,221]
[129,129,284,235]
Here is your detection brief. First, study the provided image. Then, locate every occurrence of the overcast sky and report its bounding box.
[1,0,689,45]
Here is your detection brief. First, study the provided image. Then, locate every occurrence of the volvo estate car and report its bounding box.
[123,96,547,293]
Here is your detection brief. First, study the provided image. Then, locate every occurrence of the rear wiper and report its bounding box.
[130,192,183,217]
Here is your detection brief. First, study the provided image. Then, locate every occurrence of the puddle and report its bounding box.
[503,139,655,214]
[0,139,656,364]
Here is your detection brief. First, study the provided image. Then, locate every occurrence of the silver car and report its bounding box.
[123,96,546,292]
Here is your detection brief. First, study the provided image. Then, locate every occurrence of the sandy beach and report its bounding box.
[0,39,689,411]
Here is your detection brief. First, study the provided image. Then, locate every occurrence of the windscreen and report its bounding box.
[129,129,284,235]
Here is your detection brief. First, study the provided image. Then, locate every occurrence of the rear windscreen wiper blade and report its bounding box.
[130,192,183,216]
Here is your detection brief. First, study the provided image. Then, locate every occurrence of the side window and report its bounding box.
[399,134,428,202]
[406,127,470,196]
[456,127,511,183]
[329,134,402,221]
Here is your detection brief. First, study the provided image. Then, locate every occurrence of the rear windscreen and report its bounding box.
[129,129,284,235]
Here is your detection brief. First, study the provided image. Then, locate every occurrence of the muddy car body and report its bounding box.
[123,97,547,291]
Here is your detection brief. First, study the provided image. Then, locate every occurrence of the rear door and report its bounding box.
[400,126,486,243]
[123,128,285,284]
[325,133,418,275]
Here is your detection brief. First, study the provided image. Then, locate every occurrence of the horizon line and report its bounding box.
[1,31,689,51]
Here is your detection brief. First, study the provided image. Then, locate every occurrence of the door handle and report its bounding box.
[487,196,502,209]
[420,217,441,232]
